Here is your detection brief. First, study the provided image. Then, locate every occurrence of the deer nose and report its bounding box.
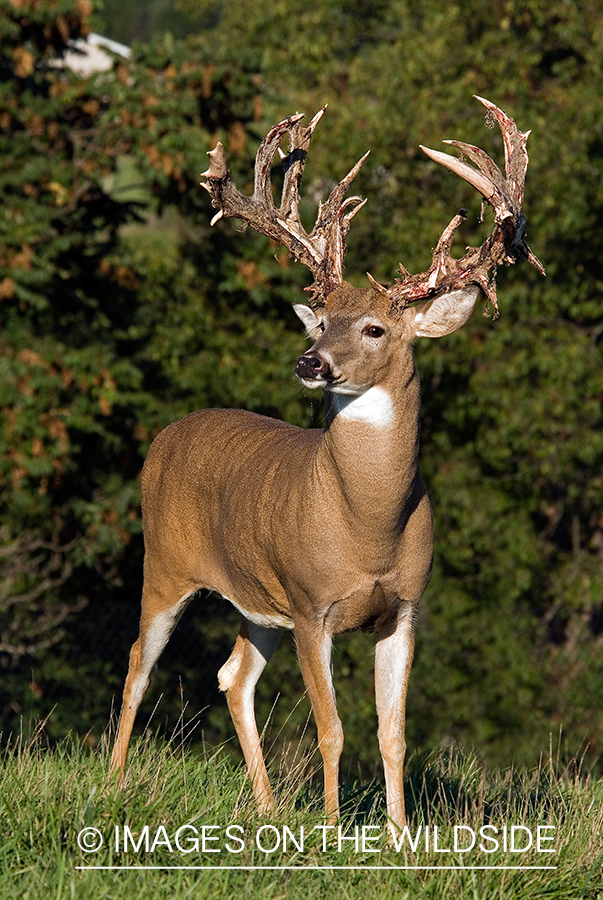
[295,355,328,381]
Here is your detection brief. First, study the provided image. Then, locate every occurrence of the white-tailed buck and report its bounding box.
[111,97,544,835]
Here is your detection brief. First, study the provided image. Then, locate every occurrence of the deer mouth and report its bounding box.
[298,377,328,390]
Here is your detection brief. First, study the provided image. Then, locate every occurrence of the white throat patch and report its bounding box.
[332,386,394,428]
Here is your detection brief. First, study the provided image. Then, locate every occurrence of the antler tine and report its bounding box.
[301,151,370,303]
[475,95,530,210]
[316,151,371,228]
[279,105,327,223]
[420,144,513,226]
[201,107,368,307]
[383,96,544,318]
[253,113,305,209]
[441,140,508,198]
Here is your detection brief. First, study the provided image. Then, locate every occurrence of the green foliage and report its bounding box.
[98,0,199,44]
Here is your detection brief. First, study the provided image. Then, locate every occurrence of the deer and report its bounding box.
[110,96,544,837]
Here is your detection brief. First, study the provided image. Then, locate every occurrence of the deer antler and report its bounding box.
[200,107,368,307]
[369,96,545,318]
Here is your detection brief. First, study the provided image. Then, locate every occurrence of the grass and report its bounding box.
[1,725,602,899]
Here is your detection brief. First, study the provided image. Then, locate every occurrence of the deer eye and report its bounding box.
[317,321,325,334]
[364,325,385,339]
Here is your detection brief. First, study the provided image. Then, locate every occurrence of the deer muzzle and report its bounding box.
[295,354,331,384]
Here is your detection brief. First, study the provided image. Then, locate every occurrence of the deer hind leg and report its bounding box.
[218,619,282,812]
[374,602,415,838]
[294,623,343,821]
[110,586,193,777]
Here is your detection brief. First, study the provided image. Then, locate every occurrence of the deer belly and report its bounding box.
[223,592,295,630]
[214,566,295,630]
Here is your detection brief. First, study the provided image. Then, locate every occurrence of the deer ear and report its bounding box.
[293,303,323,338]
[410,286,480,339]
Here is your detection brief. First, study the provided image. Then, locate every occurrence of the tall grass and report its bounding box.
[0,725,601,899]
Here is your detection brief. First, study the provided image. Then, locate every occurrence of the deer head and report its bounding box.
[292,282,481,405]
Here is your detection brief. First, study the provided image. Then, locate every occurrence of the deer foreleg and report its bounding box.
[219,619,282,812]
[294,623,343,821]
[374,602,415,838]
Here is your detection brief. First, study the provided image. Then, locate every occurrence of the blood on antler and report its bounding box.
[201,96,544,316]
[200,106,368,307]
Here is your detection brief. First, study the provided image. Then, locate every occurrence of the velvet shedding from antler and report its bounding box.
[200,106,368,307]
[201,96,545,315]
[372,95,545,317]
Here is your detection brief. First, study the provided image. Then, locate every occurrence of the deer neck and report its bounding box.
[317,357,422,533]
